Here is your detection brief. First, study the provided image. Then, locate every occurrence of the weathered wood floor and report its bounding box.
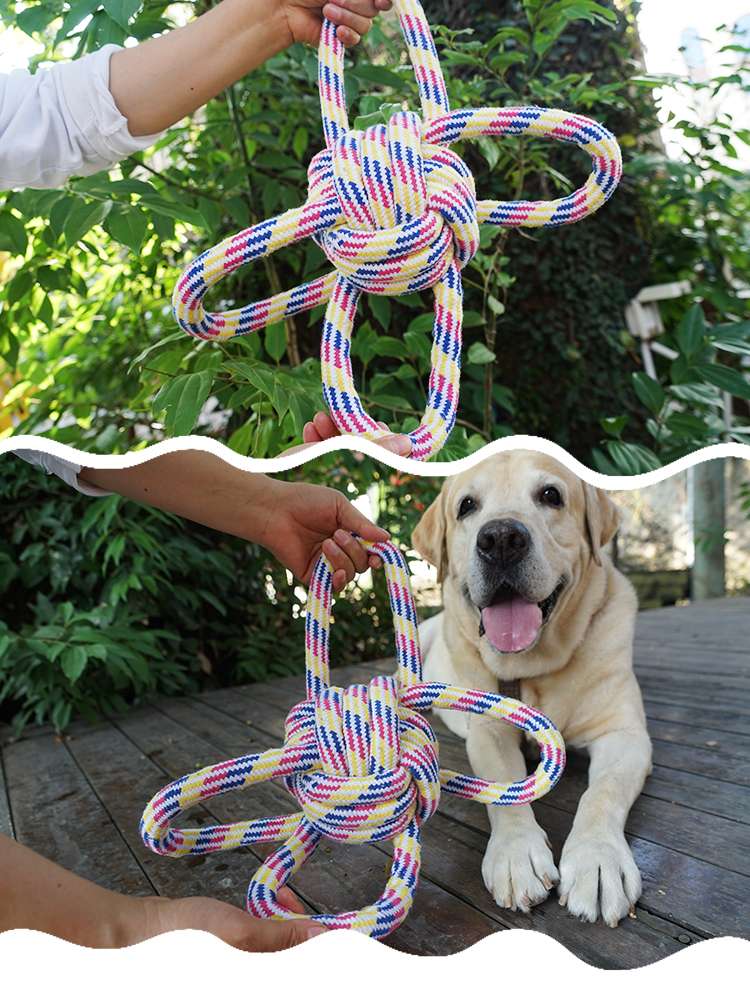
[1,599,748,966]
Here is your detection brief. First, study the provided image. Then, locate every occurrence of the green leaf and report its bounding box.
[370,295,392,331]
[605,441,662,475]
[107,0,142,30]
[664,412,711,438]
[104,206,149,253]
[351,64,404,89]
[63,199,111,246]
[292,126,309,159]
[140,195,205,228]
[632,372,665,416]
[463,310,484,328]
[61,645,89,684]
[227,419,255,456]
[601,415,628,438]
[487,295,505,317]
[0,213,28,256]
[676,304,706,358]
[49,196,76,239]
[374,337,407,358]
[55,0,100,43]
[264,322,287,362]
[695,363,750,400]
[406,313,435,335]
[466,342,496,364]
[16,3,59,36]
[152,371,213,435]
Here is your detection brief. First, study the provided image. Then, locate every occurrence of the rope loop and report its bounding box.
[141,538,566,938]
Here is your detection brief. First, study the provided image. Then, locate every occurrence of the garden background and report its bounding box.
[1,450,748,735]
[0,0,749,470]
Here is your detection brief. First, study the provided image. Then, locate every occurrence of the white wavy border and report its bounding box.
[1,433,748,487]
[0,928,747,983]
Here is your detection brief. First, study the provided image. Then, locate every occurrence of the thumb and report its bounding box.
[243,917,328,952]
[337,496,390,544]
[377,434,412,457]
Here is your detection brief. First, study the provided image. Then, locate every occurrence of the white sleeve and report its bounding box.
[13,450,111,497]
[0,45,162,190]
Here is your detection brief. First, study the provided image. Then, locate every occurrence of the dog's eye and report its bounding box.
[540,485,564,508]
[457,495,477,519]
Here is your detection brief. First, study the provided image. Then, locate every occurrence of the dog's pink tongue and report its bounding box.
[481,597,543,653]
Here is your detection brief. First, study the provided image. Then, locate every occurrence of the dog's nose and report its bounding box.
[476,519,531,568]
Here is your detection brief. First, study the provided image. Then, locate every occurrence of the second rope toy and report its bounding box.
[140,539,566,939]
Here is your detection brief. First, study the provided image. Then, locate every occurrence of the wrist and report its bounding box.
[242,475,294,553]
[251,0,295,53]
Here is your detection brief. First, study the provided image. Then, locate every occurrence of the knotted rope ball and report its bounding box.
[140,539,566,938]
[172,0,622,460]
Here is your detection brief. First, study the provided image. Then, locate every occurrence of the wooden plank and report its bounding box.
[436,790,746,940]
[125,699,500,955]
[2,729,154,896]
[0,750,14,838]
[642,688,750,719]
[63,715,314,908]
[643,698,750,737]
[420,807,706,959]
[647,718,750,758]
[188,690,702,965]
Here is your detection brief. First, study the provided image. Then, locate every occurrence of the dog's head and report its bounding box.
[413,452,619,657]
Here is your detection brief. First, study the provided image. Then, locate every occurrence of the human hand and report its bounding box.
[138,887,326,951]
[259,479,390,591]
[283,411,412,458]
[280,0,393,48]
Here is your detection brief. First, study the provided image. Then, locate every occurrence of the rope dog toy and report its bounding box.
[140,539,565,938]
[172,0,622,460]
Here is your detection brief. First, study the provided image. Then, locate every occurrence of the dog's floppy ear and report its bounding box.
[583,482,619,566]
[413,487,449,583]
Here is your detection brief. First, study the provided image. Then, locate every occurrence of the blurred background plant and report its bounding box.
[1,0,747,469]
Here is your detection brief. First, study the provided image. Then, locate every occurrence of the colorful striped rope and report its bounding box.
[140,539,566,939]
[172,0,622,460]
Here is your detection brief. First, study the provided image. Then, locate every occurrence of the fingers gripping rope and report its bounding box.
[140,539,566,939]
[172,0,622,460]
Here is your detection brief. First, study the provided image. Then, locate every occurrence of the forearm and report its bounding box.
[0,835,145,947]
[109,0,292,136]
[79,452,282,548]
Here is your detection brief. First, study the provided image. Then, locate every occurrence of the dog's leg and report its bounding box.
[467,716,559,912]
[558,728,652,927]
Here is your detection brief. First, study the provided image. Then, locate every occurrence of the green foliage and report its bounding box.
[594,23,750,474]
[0,0,657,464]
[0,454,441,733]
[594,307,750,473]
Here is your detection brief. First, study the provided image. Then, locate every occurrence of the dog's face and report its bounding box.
[413,452,619,657]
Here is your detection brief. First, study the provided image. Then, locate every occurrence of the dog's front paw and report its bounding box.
[482,826,559,912]
[558,831,641,927]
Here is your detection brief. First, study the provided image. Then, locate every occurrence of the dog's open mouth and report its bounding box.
[478,579,566,654]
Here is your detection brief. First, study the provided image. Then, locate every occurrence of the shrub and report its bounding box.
[0,453,441,732]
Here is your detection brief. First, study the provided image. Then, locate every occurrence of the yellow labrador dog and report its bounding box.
[413,451,652,927]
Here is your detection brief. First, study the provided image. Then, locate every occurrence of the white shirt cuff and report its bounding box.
[13,450,111,497]
[56,44,162,165]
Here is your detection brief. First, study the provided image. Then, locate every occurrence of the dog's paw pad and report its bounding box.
[482,828,559,913]
[558,834,642,926]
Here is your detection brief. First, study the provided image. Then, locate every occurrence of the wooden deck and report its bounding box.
[1,598,748,966]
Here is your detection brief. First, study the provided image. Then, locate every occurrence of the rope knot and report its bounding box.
[309,110,479,295]
[283,675,440,843]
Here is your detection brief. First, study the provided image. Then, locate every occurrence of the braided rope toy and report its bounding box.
[172,0,622,460]
[140,539,565,938]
